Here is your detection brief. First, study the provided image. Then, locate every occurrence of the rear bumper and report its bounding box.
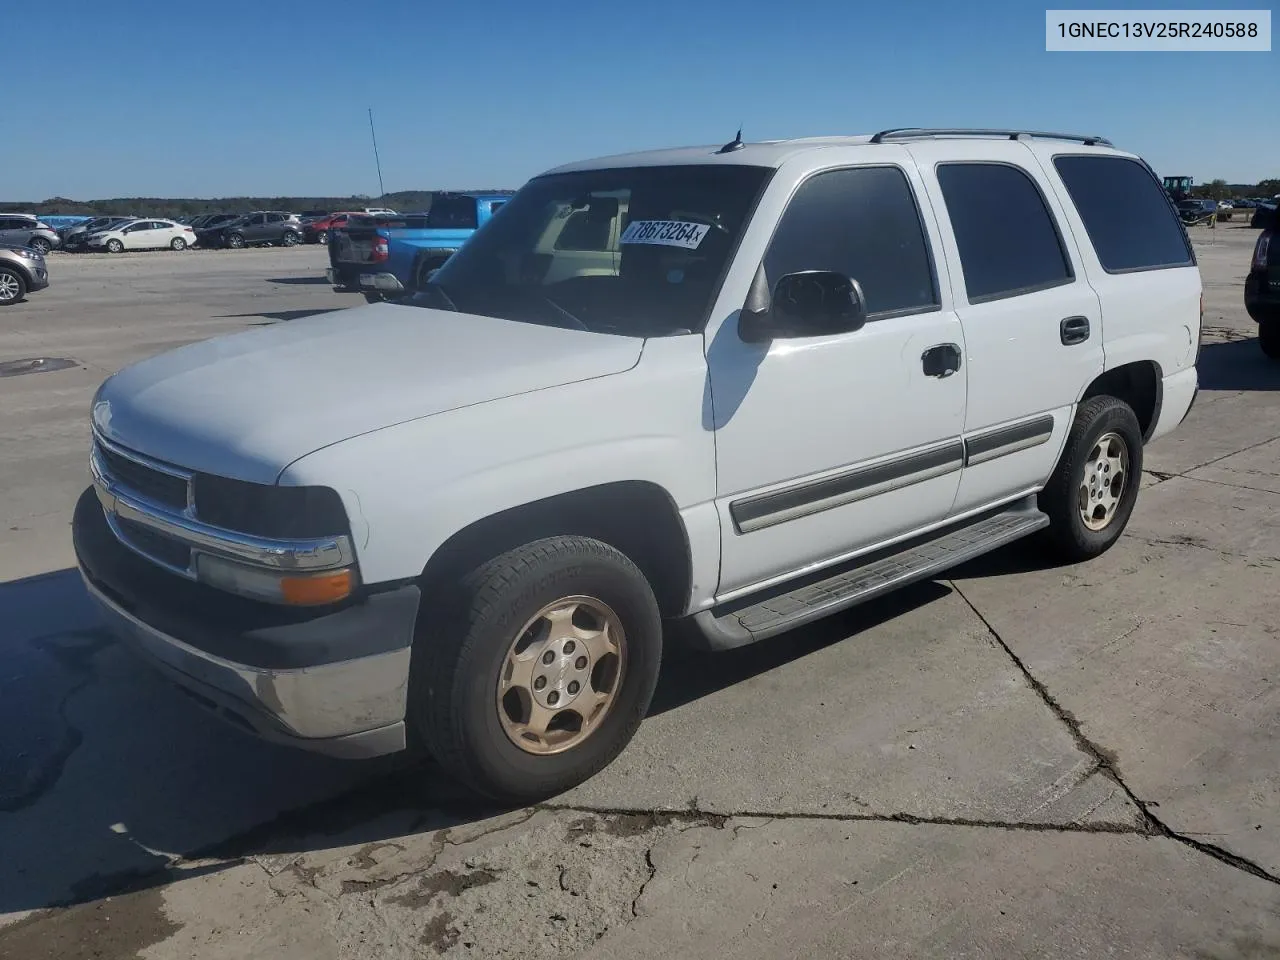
[72,486,417,758]
[1245,268,1279,319]
[358,272,405,293]
[1149,366,1199,442]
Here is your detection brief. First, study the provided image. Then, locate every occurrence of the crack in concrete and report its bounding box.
[949,581,1280,890]
[1127,533,1279,565]
[537,802,1137,836]
[631,847,657,918]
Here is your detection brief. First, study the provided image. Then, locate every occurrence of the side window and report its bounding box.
[0,218,14,231]
[248,214,266,225]
[763,166,938,318]
[489,201,506,215]
[936,162,1073,303]
[554,210,613,251]
[267,213,286,223]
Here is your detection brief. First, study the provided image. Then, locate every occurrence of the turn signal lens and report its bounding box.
[281,569,354,606]
[196,553,355,606]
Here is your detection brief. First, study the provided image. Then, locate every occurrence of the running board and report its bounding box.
[691,499,1049,651]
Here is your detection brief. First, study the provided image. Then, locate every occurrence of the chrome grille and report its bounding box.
[95,441,189,511]
[115,516,192,572]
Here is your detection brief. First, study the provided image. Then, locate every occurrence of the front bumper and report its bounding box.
[28,265,49,292]
[73,486,418,758]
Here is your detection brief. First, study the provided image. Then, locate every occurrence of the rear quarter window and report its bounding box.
[1052,155,1194,273]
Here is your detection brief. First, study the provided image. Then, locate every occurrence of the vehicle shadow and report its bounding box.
[216,308,346,324]
[0,553,1003,919]
[1196,338,1280,391]
[265,277,330,285]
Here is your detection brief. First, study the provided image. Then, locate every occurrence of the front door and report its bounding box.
[241,214,268,242]
[904,140,1105,513]
[707,154,969,597]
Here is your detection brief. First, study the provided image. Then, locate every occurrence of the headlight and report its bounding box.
[195,553,355,606]
[14,248,39,260]
[193,474,349,539]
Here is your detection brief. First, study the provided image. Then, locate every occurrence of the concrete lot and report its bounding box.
[2,228,1279,959]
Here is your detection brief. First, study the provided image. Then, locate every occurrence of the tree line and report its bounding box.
[0,189,513,218]
[1198,179,1280,200]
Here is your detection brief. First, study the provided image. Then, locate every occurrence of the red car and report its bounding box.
[302,211,364,244]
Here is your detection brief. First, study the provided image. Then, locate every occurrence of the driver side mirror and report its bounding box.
[738,267,868,343]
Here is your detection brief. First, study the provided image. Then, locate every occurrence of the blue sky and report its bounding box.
[4,0,1275,200]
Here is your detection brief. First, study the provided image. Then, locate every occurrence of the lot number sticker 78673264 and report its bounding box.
[619,220,711,250]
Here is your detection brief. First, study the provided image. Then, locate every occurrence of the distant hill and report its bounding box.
[0,190,514,219]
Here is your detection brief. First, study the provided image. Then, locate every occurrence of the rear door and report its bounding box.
[907,140,1104,514]
[265,212,289,239]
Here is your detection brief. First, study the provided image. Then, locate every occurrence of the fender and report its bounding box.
[277,336,722,609]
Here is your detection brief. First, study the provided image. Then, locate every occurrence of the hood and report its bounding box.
[93,303,644,484]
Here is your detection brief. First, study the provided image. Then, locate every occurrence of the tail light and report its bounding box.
[1253,233,1271,271]
[371,236,389,262]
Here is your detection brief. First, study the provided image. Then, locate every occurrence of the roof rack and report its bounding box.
[869,128,1113,147]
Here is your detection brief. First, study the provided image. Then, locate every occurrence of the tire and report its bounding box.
[170,237,187,251]
[1258,321,1280,360]
[226,233,245,249]
[0,267,26,305]
[281,231,300,247]
[105,239,123,254]
[318,232,328,245]
[29,238,51,255]
[411,536,663,804]
[1038,396,1144,563]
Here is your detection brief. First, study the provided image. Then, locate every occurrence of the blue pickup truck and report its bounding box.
[326,192,513,299]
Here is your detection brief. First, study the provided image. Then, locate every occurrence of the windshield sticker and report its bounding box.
[620,220,711,250]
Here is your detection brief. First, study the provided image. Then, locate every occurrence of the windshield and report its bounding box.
[409,165,772,336]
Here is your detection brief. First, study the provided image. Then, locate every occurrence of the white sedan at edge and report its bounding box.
[87,218,197,253]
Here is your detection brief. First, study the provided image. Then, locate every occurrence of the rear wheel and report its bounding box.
[1038,396,1143,563]
[281,230,300,247]
[1259,321,1280,360]
[29,238,51,255]
[226,233,245,249]
[410,536,663,803]
[0,267,26,305]
[170,237,187,251]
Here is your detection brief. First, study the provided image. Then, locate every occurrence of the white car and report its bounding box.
[87,219,196,253]
[75,127,1202,803]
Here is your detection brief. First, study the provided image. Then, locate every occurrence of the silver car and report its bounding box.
[0,214,60,254]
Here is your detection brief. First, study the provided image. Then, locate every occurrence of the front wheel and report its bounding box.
[170,237,187,251]
[1038,396,1143,563]
[1259,321,1280,360]
[105,239,123,254]
[410,536,663,803]
[0,267,26,305]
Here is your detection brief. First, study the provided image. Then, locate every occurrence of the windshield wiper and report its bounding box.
[542,295,589,332]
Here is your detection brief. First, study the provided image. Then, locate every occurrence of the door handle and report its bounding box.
[921,343,962,378]
[1060,316,1090,345]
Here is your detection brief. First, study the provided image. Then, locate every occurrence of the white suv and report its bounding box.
[73,128,1202,802]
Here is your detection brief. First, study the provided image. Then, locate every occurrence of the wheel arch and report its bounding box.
[411,248,459,288]
[1080,360,1162,442]
[419,481,694,619]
